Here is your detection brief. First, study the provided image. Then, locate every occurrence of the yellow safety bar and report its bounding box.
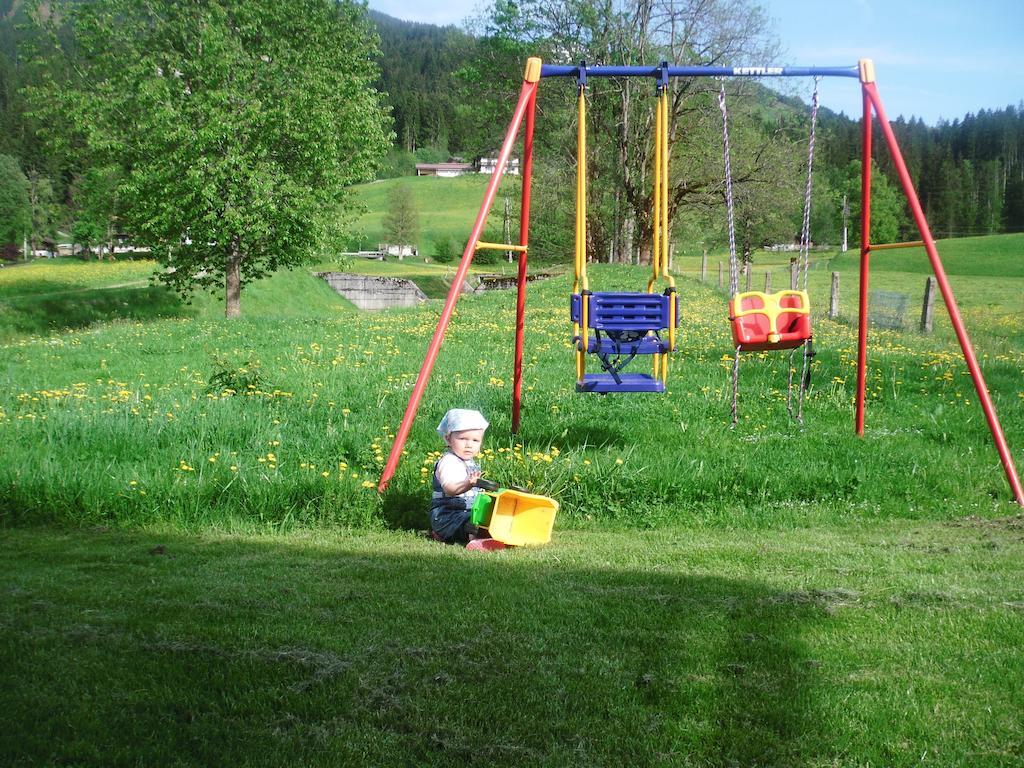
[730,290,810,344]
[868,240,925,251]
[476,242,528,252]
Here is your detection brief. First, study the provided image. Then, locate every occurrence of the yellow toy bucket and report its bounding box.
[484,488,558,546]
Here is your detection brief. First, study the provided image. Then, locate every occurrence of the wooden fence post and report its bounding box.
[764,271,772,293]
[790,258,798,290]
[701,249,707,282]
[829,271,840,319]
[744,263,751,291]
[920,276,936,333]
[718,262,723,288]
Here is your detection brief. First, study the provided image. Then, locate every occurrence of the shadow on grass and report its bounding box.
[0,283,187,339]
[380,480,426,531]
[0,528,823,766]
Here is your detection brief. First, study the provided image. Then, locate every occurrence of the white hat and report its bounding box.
[436,408,489,438]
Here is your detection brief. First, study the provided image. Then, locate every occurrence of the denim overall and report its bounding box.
[429,454,481,541]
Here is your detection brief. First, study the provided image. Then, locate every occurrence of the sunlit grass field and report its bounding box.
[2,244,1021,530]
[1,234,1023,765]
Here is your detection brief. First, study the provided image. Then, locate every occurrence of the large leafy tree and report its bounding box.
[832,159,909,245]
[29,0,391,317]
[465,0,782,264]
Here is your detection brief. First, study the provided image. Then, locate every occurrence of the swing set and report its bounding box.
[377,57,1023,507]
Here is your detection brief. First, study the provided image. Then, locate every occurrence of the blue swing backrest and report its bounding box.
[570,291,676,332]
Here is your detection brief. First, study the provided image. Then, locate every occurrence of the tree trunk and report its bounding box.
[622,216,635,266]
[225,240,242,319]
[638,240,651,267]
[106,221,116,261]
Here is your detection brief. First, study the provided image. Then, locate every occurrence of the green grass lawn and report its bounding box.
[2,519,1022,766]
[347,174,519,254]
[2,232,1023,763]
[0,258,355,341]
[2,253,1021,529]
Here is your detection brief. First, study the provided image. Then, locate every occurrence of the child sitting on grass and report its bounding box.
[429,408,499,548]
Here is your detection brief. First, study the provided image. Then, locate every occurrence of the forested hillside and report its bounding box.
[819,108,1024,238]
[369,11,477,156]
[1,1,1022,259]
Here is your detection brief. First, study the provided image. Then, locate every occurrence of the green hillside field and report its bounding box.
[345,173,520,254]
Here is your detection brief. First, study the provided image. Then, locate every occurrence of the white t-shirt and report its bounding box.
[434,452,478,494]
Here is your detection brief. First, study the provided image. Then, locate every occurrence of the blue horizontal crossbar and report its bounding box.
[540,64,859,79]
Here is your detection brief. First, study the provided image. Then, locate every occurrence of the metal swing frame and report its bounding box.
[376,57,1023,508]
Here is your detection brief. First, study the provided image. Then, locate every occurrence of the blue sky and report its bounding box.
[368,0,1024,124]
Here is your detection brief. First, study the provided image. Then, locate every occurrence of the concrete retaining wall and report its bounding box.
[316,272,428,311]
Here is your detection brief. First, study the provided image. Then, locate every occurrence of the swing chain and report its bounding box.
[784,338,816,423]
[790,78,821,423]
[718,82,739,298]
[731,345,741,427]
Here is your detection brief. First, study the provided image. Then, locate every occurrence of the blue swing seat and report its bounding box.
[570,291,677,394]
[571,292,675,334]
[576,372,666,393]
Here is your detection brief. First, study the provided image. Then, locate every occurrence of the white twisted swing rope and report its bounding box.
[718,82,739,299]
[788,78,821,423]
[799,78,820,293]
[718,82,744,425]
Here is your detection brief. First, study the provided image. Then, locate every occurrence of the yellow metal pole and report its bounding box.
[476,242,529,252]
[661,89,673,383]
[661,89,669,277]
[574,86,589,381]
[650,91,663,377]
[663,89,677,366]
[869,240,925,251]
[651,93,662,285]
[573,87,582,377]
[579,88,589,350]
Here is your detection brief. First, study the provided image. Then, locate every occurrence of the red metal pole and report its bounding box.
[855,85,873,436]
[378,72,541,492]
[863,81,1024,505]
[512,87,537,434]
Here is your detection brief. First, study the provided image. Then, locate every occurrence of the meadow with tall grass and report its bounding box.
[1,234,1023,765]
